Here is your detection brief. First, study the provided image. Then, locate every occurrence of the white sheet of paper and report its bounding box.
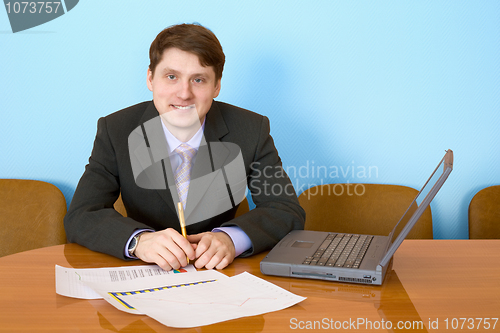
[82,270,229,315]
[120,271,306,328]
[55,264,197,300]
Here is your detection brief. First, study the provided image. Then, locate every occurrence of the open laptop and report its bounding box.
[261,150,453,285]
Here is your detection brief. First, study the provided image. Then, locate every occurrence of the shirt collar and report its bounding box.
[161,117,206,153]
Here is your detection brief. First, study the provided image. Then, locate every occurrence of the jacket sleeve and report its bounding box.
[64,117,154,259]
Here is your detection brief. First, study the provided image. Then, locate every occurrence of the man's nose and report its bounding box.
[177,80,193,100]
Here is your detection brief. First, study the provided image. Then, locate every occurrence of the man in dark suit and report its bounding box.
[64,23,305,271]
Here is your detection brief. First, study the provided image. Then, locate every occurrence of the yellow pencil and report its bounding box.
[177,202,189,264]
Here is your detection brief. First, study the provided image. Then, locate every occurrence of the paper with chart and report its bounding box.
[56,265,306,327]
[55,264,197,300]
[108,271,306,328]
[82,270,229,315]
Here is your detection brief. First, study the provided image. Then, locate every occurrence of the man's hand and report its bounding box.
[134,228,196,271]
[187,232,236,270]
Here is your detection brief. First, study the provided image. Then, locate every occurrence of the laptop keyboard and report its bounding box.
[302,234,374,269]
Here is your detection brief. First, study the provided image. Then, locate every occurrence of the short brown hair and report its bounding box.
[149,23,225,82]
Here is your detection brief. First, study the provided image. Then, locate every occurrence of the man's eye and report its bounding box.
[167,75,176,80]
[194,78,203,83]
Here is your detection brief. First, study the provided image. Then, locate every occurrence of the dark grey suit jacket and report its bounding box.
[64,101,305,259]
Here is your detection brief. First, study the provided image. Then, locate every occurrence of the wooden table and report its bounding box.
[0,240,499,332]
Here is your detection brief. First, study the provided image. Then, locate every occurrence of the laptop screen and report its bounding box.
[380,150,453,267]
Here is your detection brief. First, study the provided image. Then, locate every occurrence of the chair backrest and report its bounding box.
[114,193,127,216]
[234,197,250,218]
[298,184,433,239]
[114,194,250,218]
[469,185,500,239]
[0,179,67,257]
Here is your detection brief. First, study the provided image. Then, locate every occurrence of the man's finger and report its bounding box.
[205,252,231,270]
[169,231,196,260]
[135,228,195,268]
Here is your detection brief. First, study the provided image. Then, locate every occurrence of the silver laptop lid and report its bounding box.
[379,149,454,267]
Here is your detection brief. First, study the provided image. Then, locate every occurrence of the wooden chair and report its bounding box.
[0,179,67,257]
[469,185,500,239]
[234,196,250,218]
[114,193,127,217]
[114,194,250,218]
[298,184,433,239]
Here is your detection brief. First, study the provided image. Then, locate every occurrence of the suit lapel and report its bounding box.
[203,101,228,142]
[136,102,177,214]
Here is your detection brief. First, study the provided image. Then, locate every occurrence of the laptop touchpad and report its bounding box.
[291,241,315,248]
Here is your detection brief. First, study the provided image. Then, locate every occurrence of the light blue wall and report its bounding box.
[1,1,499,239]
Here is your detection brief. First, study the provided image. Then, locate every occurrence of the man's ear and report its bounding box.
[146,68,154,92]
[213,79,221,98]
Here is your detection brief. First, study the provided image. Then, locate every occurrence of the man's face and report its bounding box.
[147,47,221,136]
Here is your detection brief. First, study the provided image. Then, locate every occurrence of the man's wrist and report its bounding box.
[125,229,154,258]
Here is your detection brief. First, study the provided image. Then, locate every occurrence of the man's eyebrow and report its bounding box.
[161,67,210,77]
[162,68,180,75]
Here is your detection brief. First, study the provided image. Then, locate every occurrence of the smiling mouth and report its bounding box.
[172,104,195,110]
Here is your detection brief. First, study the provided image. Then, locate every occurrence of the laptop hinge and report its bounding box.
[376,264,383,274]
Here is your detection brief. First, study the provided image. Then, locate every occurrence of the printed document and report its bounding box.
[55,264,197,299]
[56,265,305,327]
